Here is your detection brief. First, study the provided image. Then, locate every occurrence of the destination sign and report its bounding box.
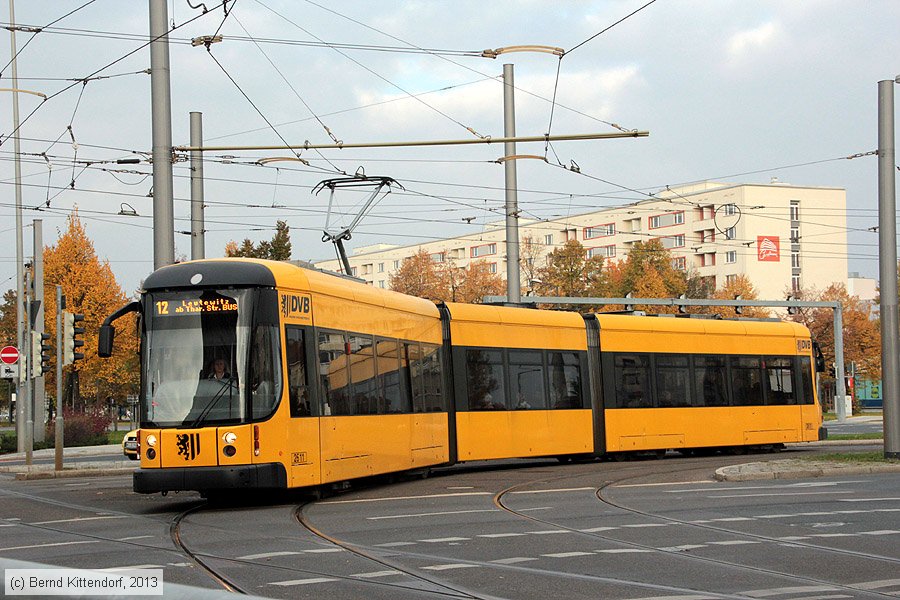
[154,297,238,317]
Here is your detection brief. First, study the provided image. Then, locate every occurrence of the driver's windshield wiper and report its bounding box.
[187,379,236,428]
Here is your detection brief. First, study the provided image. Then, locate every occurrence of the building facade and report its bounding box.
[314,181,848,301]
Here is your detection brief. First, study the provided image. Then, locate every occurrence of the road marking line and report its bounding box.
[776,536,811,541]
[580,526,618,533]
[622,523,669,528]
[0,540,98,552]
[595,549,653,554]
[478,533,526,538]
[542,551,595,558]
[526,530,570,535]
[859,530,900,535]
[238,551,301,560]
[303,548,343,553]
[32,516,128,525]
[419,537,470,543]
[625,595,719,600]
[809,533,855,538]
[100,564,163,572]
[490,557,538,564]
[367,509,494,520]
[270,578,338,586]
[616,480,716,488]
[710,492,851,499]
[374,541,417,547]
[659,544,707,551]
[117,535,155,541]
[708,540,761,546]
[422,564,478,571]
[838,498,900,502]
[744,585,841,597]
[510,487,594,494]
[853,579,900,590]
[352,570,401,578]
[324,492,491,504]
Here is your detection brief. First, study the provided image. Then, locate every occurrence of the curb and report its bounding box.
[715,460,900,482]
[14,467,137,481]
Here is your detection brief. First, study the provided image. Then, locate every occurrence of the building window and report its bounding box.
[393,260,400,270]
[701,253,716,267]
[791,251,800,268]
[660,234,685,249]
[488,262,497,274]
[544,234,553,246]
[725,227,736,240]
[430,252,445,263]
[471,243,497,258]
[649,211,684,230]
[790,227,800,243]
[350,266,358,276]
[377,263,384,273]
[700,229,715,243]
[584,223,615,239]
[792,274,801,292]
[725,251,737,263]
[726,274,737,285]
[790,201,800,222]
[671,256,686,270]
[724,203,737,216]
[377,280,385,288]
[587,245,616,259]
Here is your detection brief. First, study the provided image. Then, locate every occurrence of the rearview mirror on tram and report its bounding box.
[98,301,142,359]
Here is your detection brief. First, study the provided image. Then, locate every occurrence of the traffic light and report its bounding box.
[31,331,51,378]
[63,311,85,365]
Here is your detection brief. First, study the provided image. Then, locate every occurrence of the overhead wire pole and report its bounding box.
[8,0,26,452]
[878,77,899,459]
[149,0,175,269]
[502,64,521,303]
[190,111,205,260]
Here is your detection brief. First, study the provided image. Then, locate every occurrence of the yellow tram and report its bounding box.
[98,259,826,495]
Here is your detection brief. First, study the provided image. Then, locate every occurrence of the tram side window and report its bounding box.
[764,357,795,405]
[656,354,691,407]
[694,355,728,407]
[466,349,507,410]
[509,350,546,410]
[614,353,651,408]
[286,326,310,417]
[375,338,409,413]
[348,335,377,415]
[250,323,282,420]
[548,351,582,409]
[731,356,762,406]
[318,330,349,416]
[798,356,815,405]
[419,344,444,412]
[407,343,424,412]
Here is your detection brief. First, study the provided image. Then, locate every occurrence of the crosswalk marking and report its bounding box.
[270,577,338,586]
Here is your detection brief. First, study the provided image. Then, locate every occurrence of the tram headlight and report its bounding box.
[222,431,237,444]
[145,435,157,447]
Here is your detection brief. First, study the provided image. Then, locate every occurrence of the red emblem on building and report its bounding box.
[757,236,780,261]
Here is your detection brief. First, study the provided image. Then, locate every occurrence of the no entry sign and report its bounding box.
[0,345,19,365]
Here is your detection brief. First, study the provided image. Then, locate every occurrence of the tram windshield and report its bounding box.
[141,288,282,428]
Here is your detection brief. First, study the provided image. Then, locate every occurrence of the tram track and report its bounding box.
[491,459,897,600]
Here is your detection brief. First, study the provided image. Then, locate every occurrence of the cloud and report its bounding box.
[726,21,782,63]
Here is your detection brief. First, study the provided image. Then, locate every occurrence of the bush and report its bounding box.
[45,409,111,448]
[0,433,53,454]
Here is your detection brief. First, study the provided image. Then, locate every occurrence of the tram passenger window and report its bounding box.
[400,342,415,412]
[509,350,546,410]
[420,344,444,412]
[375,339,408,413]
[656,355,691,407]
[548,352,583,409]
[694,355,728,406]
[286,326,310,417]
[250,323,282,420]
[764,357,795,405]
[731,356,762,406]
[349,335,377,415]
[318,331,350,415]
[798,356,815,405]
[466,349,506,410]
[407,343,424,412]
[614,354,651,408]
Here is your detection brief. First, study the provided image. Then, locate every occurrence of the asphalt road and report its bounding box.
[0,444,897,599]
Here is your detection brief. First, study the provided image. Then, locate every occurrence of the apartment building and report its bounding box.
[313,181,848,300]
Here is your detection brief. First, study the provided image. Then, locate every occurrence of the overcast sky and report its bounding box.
[2,0,898,298]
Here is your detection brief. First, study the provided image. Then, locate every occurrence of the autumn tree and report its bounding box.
[710,274,771,319]
[388,249,505,303]
[0,289,14,416]
[519,234,545,295]
[225,220,291,260]
[606,240,686,313]
[43,211,139,410]
[534,240,608,300]
[790,283,881,379]
[389,249,446,301]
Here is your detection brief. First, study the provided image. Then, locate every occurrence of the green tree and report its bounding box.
[225,220,291,260]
